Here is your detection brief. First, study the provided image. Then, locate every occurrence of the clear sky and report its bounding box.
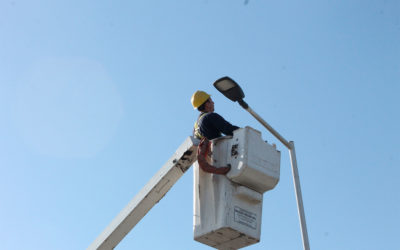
[1,1,399,250]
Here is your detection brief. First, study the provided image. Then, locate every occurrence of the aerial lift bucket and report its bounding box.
[194,126,281,249]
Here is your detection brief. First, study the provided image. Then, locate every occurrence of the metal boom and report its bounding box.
[88,137,199,250]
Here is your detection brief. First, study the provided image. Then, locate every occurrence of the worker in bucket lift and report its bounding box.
[191,90,239,175]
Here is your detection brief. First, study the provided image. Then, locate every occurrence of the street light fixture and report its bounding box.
[212,77,244,101]
[214,76,311,250]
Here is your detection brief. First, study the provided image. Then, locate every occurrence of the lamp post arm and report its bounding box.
[240,103,291,149]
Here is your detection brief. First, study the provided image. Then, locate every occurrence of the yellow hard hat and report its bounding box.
[191,90,211,109]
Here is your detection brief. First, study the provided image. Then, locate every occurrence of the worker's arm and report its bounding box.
[197,137,230,175]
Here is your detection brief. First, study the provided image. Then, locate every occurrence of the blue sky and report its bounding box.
[1,1,399,249]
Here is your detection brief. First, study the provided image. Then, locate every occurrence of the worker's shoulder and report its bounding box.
[202,112,224,122]
[203,112,222,119]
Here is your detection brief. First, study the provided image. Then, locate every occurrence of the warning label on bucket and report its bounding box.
[234,206,257,229]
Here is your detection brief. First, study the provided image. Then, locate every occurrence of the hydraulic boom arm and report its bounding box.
[88,137,199,250]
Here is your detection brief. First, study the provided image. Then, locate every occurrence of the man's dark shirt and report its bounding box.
[194,112,239,140]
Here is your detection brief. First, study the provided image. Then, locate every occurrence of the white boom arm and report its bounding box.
[88,137,199,250]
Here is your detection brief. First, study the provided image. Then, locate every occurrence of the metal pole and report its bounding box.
[245,106,291,149]
[242,105,310,250]
[289,141,310,250]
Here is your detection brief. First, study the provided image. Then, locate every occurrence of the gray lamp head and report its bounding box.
[213,76,245,102]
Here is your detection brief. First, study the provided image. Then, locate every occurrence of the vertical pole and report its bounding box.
[241,105,310,250]
[288,141,310,250]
